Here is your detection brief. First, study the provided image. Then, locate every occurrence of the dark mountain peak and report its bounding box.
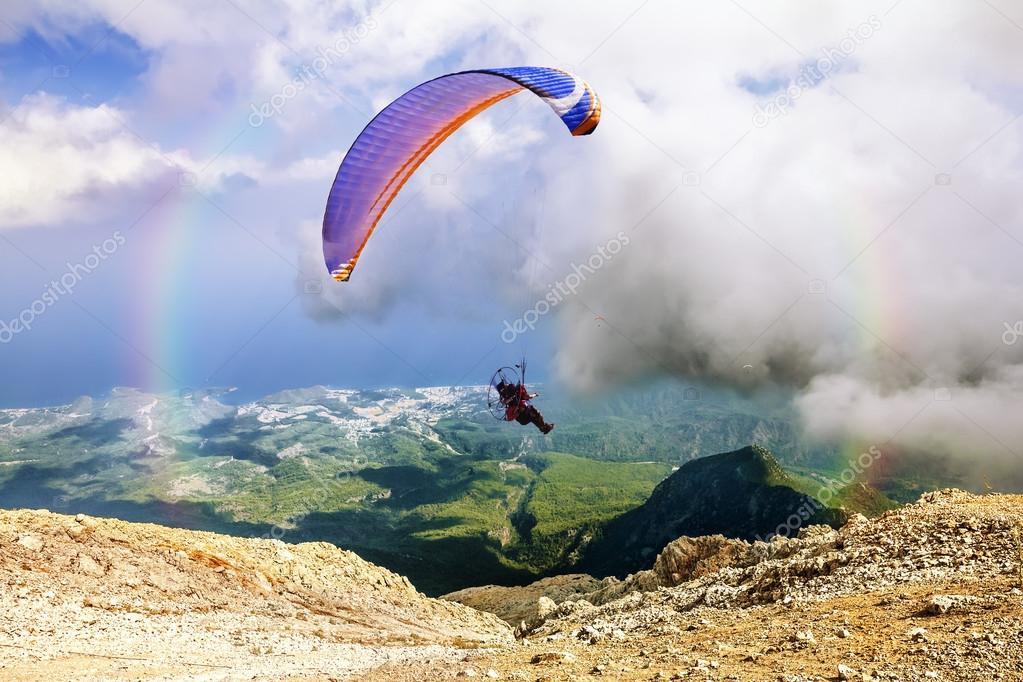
[578,444,847,578]
[679,444,788,486]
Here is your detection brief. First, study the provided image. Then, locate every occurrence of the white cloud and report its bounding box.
[0,94,289,228]
[528,1,1023,463]
[0,94,178,227]
[4,0,1023,465]
[267,151,343,183]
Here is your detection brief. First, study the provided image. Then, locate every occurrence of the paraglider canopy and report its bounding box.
[322,67,601,282]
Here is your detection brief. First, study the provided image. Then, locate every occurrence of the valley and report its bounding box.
[0,382,943,595]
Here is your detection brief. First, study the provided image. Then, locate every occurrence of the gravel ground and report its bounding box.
[2,490,1021,681]
[0,508,510,681]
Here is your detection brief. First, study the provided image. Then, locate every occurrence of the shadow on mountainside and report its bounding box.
[578,445,850,578]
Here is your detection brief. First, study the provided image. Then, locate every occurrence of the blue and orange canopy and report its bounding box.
[322,67,601,282]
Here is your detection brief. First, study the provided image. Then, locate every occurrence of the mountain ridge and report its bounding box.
[578,444,850,577]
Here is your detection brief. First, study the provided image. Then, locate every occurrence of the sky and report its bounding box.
[1,1,1022,468]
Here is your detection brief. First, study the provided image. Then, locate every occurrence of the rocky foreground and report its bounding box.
[432,490,1023,681]
[0,508,510,680]
[2,490,1022,681]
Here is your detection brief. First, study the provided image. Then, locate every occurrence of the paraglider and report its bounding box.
[487,360,554,434]
[322,67,601,282]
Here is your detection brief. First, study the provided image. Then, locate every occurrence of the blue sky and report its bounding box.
[0,5,566,406]
[1,1,1022,466]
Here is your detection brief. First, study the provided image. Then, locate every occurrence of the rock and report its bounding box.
[16,533,44,552]
[907,627,928,642]
[512,595,567,636]
[838,663,857,680]
[846,513,869,526]
[76,554,105,577]
[793,629,816,644]
[530,651,576,665]
[925,594,977,615]
[536,596,557,620]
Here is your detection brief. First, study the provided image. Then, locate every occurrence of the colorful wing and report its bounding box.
[322,67,601,281]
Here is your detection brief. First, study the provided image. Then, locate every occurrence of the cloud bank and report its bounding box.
[3,0,1023,467]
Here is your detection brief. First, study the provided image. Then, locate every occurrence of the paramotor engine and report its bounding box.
[486,362,524,421]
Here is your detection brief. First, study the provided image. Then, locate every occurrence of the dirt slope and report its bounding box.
[0,508,510,681]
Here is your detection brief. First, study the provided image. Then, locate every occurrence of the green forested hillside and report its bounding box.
[1,384,895,594]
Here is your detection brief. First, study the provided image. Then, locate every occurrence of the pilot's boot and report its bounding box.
[531,410,554,434]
